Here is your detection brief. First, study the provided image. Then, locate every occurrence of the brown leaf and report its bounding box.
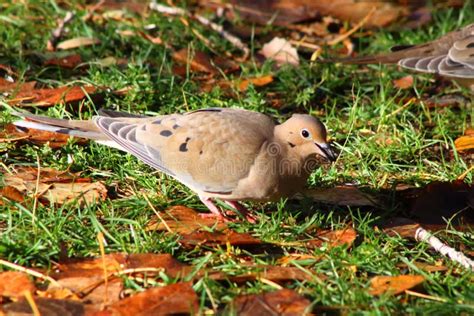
[180,230,261,248]
[209,266,319,283]
[0,124,87,148]
[44,54,83,69]
[10,85,97,107]
[47,277,122,305]
[307,227,357,249]
[146,205,227,234]
[302,185,379,206]
[369,275,425,296]
[3,166,107,206]
[0,186,25,204]
[228,288,311,315]
[396,261,448,273]
[0,272,36,298]
[229,0,407,27]
[2,298,85,316]
[238,75,274,91]
[0,79,36,94]
[104,282,198,315]
[147,206,260,248]
[172,49,218,74]
[393,75,414,89]
[260,37,299,67]
[382,218,420,239]
[56,37,100,50]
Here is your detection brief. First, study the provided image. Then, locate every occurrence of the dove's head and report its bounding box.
[276,114,337,162]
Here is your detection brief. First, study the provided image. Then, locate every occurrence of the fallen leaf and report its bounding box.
[369,275,425,296]
[229,0,407,27]
[0,272,36,298]
[2,298,85,316]
[0,186,25,205]
[0,79,36,94]
[227,289,311,315]
[47,277,122,305]
[260,37,299,67]
[393,75,414,89]
[180,230,261,248]
[382,217,420,238]
[455,133,474,152]
[10,85,97,107]
[87,0,149,15]
[146,205,227,234]
[396,261,448,273]
[57,37,100,50]
[307,227,357,249]
[209,266,318,283]
[238,75,274,91]
[302,185,379,206]
[3,167,107,206]
[173,49,218,74]
[44,54,83,69]
[103,282,198,315]
[0,124,87,148]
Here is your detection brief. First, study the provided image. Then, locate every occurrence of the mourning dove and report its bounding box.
[13,108,336,221]
[330,23,474,91]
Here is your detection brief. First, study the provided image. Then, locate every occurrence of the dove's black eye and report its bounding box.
[301,129,310,138]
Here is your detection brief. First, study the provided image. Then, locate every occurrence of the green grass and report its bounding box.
[1,1,473,314]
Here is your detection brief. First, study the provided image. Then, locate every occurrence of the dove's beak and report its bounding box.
[316,143,337,162]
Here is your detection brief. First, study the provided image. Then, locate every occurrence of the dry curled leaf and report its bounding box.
[173,49,218,74]
[307,227,357,249]
[3,167,107,206]
[9,85,97,107]
[227,288,311,316]
[454,129,474,152]
[302,185,379,206]
[369,275,425,296]
[180,230,261,248]
[103,282,198,315]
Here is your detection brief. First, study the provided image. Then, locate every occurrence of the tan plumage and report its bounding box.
[13,108,336,221]
[330,23,474,90]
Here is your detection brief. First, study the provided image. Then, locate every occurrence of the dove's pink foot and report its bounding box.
[199,196,229,221]
[225,201,257,223]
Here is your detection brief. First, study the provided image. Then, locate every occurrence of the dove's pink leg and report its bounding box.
[225,201,257,223]
[199,196,228,221]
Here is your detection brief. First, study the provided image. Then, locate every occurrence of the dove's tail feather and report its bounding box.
[12,111,107,141]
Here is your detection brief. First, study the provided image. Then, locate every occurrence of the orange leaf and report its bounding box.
[393,75,414,89]
[238,75,274,91]
[0,272,36,298]
[454,135,474,152]
[369,275,425,296]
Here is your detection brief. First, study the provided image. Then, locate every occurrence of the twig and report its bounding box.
[457,165,474,181]
[143,194,172,233]
[415,227,474,271]
[97,232,109,306]
[24,291,41,316]
[405,290,447,303]
[149,2,249,59]
[47,11,75,51]
[327,7,376,46]
[0,258,62,287]
[32,154,41,228]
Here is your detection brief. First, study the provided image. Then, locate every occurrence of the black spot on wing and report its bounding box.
[160,130,172,137]
[467,42,474,48]
[172,124,180,129]
[179,137,191,152]
[153,119,162,125]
